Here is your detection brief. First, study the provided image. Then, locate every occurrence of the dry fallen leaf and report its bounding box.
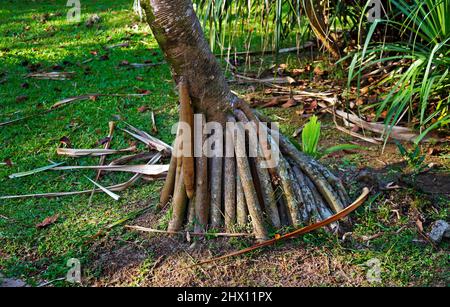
[351,125,360,133]
[262,97,280,108]
[281,98,297,108]
[3,158,13,167]
[360,87,369,95]
[136,89,151,95]
[137,105,149,113]
[356,98,364,106]
[291,68,305,76]
[59,136,72,148]
[416,219,424,232]
[313,66,325,76]
[36,214,59,229]
[16,95,28,103]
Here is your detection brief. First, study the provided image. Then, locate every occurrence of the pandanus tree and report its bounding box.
[141,0,352,240]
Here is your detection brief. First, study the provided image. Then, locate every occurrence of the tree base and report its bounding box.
[159,83,351,241]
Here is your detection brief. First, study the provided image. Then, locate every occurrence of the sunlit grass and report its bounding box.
[0,0,174,285]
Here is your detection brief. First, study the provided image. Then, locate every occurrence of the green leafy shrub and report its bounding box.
[347,0,450,143]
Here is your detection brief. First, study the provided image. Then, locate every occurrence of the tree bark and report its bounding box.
[141,0,236,121]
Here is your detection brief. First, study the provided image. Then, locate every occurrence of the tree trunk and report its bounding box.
[141,0,235,122]
[142,0,351,240]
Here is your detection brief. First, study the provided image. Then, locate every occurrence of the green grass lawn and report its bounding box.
[0,0,178,285]
[0,0,448,287]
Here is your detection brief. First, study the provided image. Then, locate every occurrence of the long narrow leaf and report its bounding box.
[8,162,65,179]
[84,176,120,201]
[56,147,136,157]
[52,164,169,176]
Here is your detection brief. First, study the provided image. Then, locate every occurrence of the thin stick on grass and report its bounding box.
[126,225,252,237]
[151,111,158,134]
[0,93,151,128]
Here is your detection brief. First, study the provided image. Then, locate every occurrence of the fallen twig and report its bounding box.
[51,93,150,109]
[86,204,156,243]
[150,111,157,134]
[183,187,370,269]
[334,121,381,145]
[37,277,66,287]
[0,93,150,128]
[125,225,252,237]
[0,111,52,127]
[122,122,172,152]
[233,74,296,86]
[333,109,438,143]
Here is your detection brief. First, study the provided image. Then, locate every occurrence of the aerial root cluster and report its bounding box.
[159,82,351,241]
